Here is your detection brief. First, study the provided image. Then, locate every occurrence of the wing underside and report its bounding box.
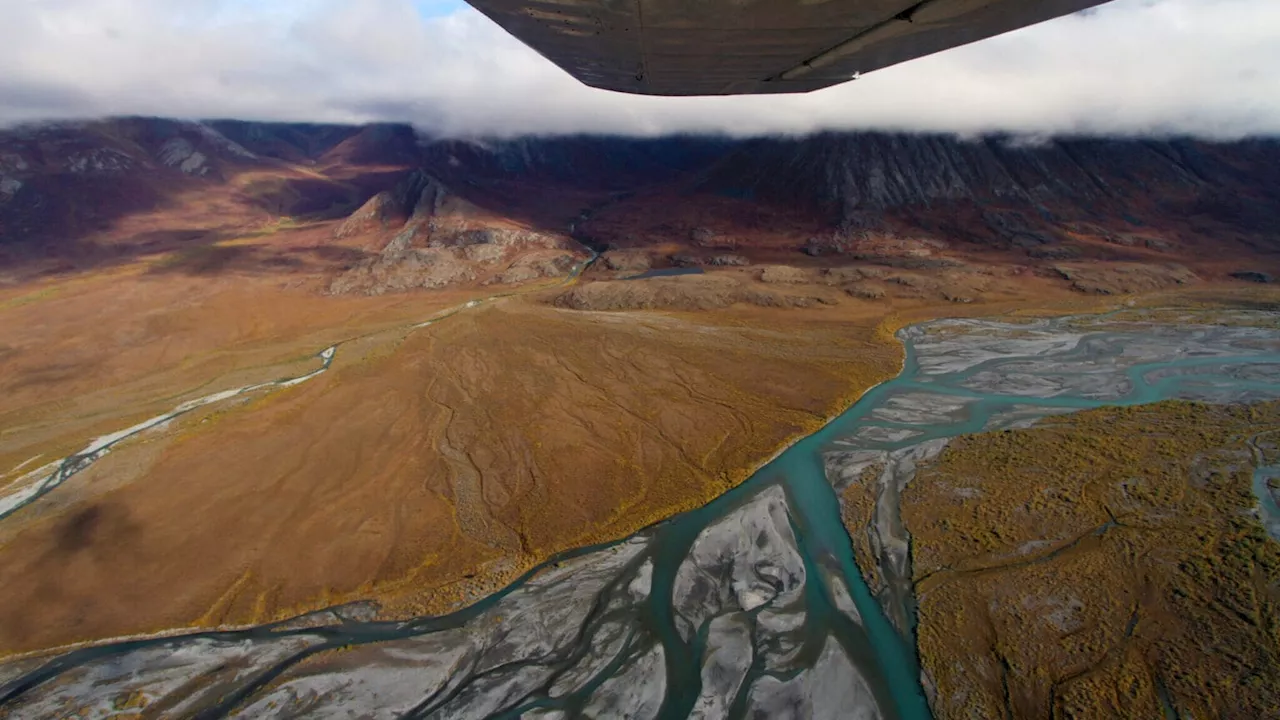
[464,0,1110,96]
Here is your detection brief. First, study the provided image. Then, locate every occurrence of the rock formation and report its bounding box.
[327,171,583,295]
[3,119,1278,293]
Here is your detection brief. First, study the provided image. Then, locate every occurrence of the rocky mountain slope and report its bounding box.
[0,119,258,243]
[1,117,1277,297]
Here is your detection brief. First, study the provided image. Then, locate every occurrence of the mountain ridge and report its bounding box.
[1,117,1277,296]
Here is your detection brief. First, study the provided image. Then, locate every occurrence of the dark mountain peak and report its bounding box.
[204,120,364,164]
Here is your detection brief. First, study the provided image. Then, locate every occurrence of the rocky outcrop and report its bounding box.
[333,191,398,239]
[158,138,210,176]
[601,250,652,273]
[0,154,24,206]
[328,247,476,295]
[1052,262,1197,294]
[329,172,581,295]
[62,147,136,174]
[488,251,580,286]
[329,225,578,295]
[690,226,741,251]
[759,265,811,284]
[555,274,831,311]
[708,254,749,266]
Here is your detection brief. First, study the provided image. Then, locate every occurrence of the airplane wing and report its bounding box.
[463,0,1110,96]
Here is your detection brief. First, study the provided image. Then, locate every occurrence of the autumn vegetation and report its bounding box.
[907,401,1280,719]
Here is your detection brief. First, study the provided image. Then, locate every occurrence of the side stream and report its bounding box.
[0,252,600,524]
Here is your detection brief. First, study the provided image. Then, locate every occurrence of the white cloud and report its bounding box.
[0,0,1277,138]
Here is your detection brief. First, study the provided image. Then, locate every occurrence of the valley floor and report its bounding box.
[0,252,921,656]
[3,296,1280,720]
[0,225,1151,658]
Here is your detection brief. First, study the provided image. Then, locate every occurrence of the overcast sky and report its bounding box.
[1,0,1277,138]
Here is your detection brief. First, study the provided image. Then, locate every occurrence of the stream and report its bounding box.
[2,309,1280,719]
[1247,433,1280,543]
[0,249,601,524]
[0,347,337,523]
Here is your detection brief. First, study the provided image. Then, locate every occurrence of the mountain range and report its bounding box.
[3,117,1277,296]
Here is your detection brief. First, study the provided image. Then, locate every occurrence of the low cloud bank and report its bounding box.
[1,0,1277,139]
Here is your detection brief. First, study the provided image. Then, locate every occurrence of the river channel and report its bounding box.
[2,309,1279,719]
